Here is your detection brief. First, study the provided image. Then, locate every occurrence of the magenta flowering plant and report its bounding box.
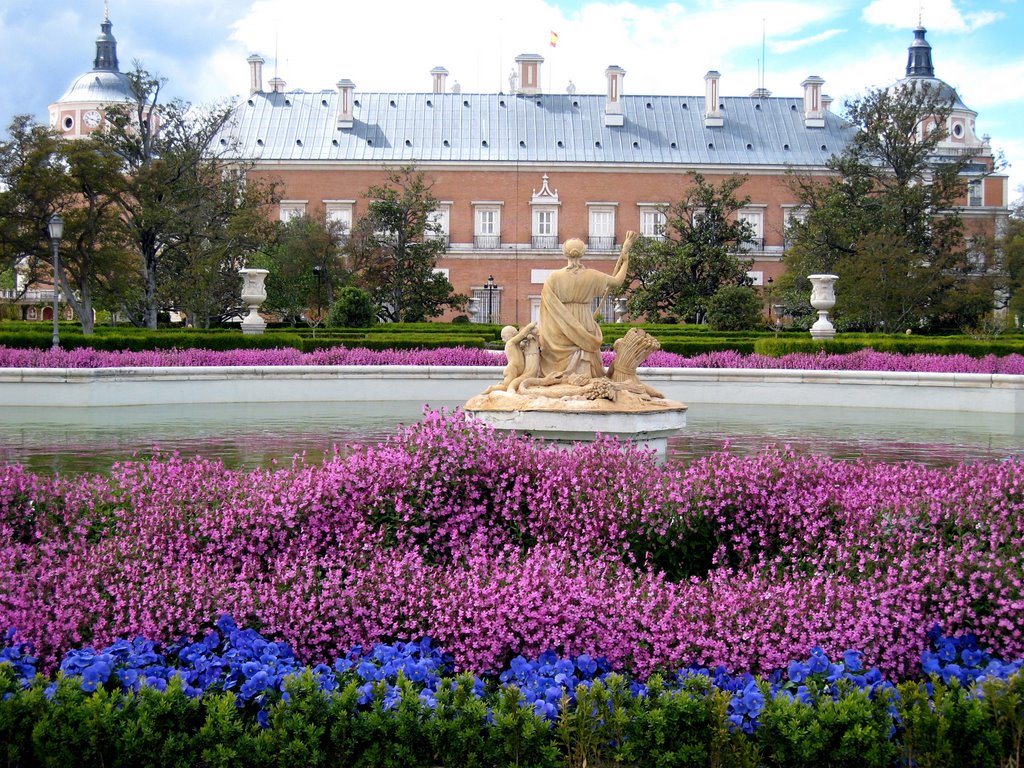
[1,411,1022,681]
[1,344,1024,373]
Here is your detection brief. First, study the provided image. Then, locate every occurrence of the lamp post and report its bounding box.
[310,265,325,337]
[484,274,498,324]
[48,214,64,350]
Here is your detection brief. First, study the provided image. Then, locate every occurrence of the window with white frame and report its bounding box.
[968,180,983,207]
[529,174,560,249]
[427,204,451,245]
[324,200,354,239]
[279,200,307,222]
[532,207,558,248]
[638,205,667,240]
[587,205,616,250]
[474,204,501,248]
[737,208,764,250]
[783,205,807,249]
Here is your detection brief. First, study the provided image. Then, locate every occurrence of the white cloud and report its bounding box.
[771,28,845,54]
[217,0,845,98]
[862,0,1003,32]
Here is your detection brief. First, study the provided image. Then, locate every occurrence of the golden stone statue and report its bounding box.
[465,233,686,416]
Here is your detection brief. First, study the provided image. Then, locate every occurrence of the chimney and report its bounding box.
[269,77,286,94]
[821,93,833,112]
[430,66,448,94]
[704,70,723,127]
[515,53,544,95]
[604,65,625,127]
[802,76,825,128]
[336,79,355,128]
[247,54,265,95]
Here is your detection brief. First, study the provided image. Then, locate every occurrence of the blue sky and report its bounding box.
[1,0,1021,200]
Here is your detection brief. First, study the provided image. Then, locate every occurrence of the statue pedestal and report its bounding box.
[465,396,687,460]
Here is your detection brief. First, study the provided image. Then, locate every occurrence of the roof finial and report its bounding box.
[104,0,109,21]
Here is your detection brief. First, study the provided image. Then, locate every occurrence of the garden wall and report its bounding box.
[0,365,1022,412]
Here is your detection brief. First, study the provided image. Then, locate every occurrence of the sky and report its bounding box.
[1,0,1021,201]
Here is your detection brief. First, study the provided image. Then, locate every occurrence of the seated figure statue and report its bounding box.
[538,232,636,380]
[467,230,682,413]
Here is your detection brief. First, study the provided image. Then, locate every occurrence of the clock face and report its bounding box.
[83,110,102,128]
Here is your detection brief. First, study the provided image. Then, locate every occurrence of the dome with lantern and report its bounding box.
[896,25,988,153]
[48,6,136,138]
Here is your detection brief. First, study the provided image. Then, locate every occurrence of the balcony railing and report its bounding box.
[588,236,616,251]
[474,235,500,249]
[738,237,765,252]
[0,288,57,302]
[427,233,450,248]
[532,235,559,250]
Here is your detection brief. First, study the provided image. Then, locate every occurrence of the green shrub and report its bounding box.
[328,287,377,328]
[707,286,765,331]
[5,672,1024,767]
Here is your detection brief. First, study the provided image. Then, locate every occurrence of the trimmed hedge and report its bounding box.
[0,329,304,352]
[297,335,489,353]
[1,667,1022,768]
[4,319,1024,360]
[754,335,1024,358]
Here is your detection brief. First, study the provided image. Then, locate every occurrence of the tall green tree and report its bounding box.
[0,117,68,297]
[95,66,276,328]
[624,173,754,323]
[783,81,988,331]
[0,116,137,334]
[259,215,349,326]
[345,166,465,323]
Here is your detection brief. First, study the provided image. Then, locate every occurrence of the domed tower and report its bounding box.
[48,4,136,138]
[898,25,987,157]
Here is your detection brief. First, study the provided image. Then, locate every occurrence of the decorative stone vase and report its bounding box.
[614,297,628,323]
[238,268,269,335]
[808,273,838,339]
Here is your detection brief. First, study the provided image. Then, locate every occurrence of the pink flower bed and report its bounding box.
[0,345,503,368]
[2,410,1021,679]
[1,345,1023,374]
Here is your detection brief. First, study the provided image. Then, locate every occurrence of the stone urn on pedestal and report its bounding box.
[614,297,628,323]
[808,273,838,339]
[238,268,269,335]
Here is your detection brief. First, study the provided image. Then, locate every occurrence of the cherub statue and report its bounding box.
[483,321,538,394]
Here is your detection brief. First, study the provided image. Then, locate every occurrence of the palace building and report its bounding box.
[45,11,1011,327]
[221,25,1008,325]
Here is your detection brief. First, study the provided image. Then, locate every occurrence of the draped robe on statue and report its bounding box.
[538,266,614,379]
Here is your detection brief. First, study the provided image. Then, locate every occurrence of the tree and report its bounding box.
[258,215,348,326]
[345,166,465,323]
[0,118,66,310]
[624,173,754,323]
[783,81,988,332]
[95,65,276,328]
[0,116,137,334]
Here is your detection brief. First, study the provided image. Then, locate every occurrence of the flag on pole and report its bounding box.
[550,31,559,47]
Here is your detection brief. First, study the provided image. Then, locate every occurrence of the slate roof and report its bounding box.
[221,91,857,167]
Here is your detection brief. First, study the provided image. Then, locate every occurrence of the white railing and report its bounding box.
[0,288,57,302]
